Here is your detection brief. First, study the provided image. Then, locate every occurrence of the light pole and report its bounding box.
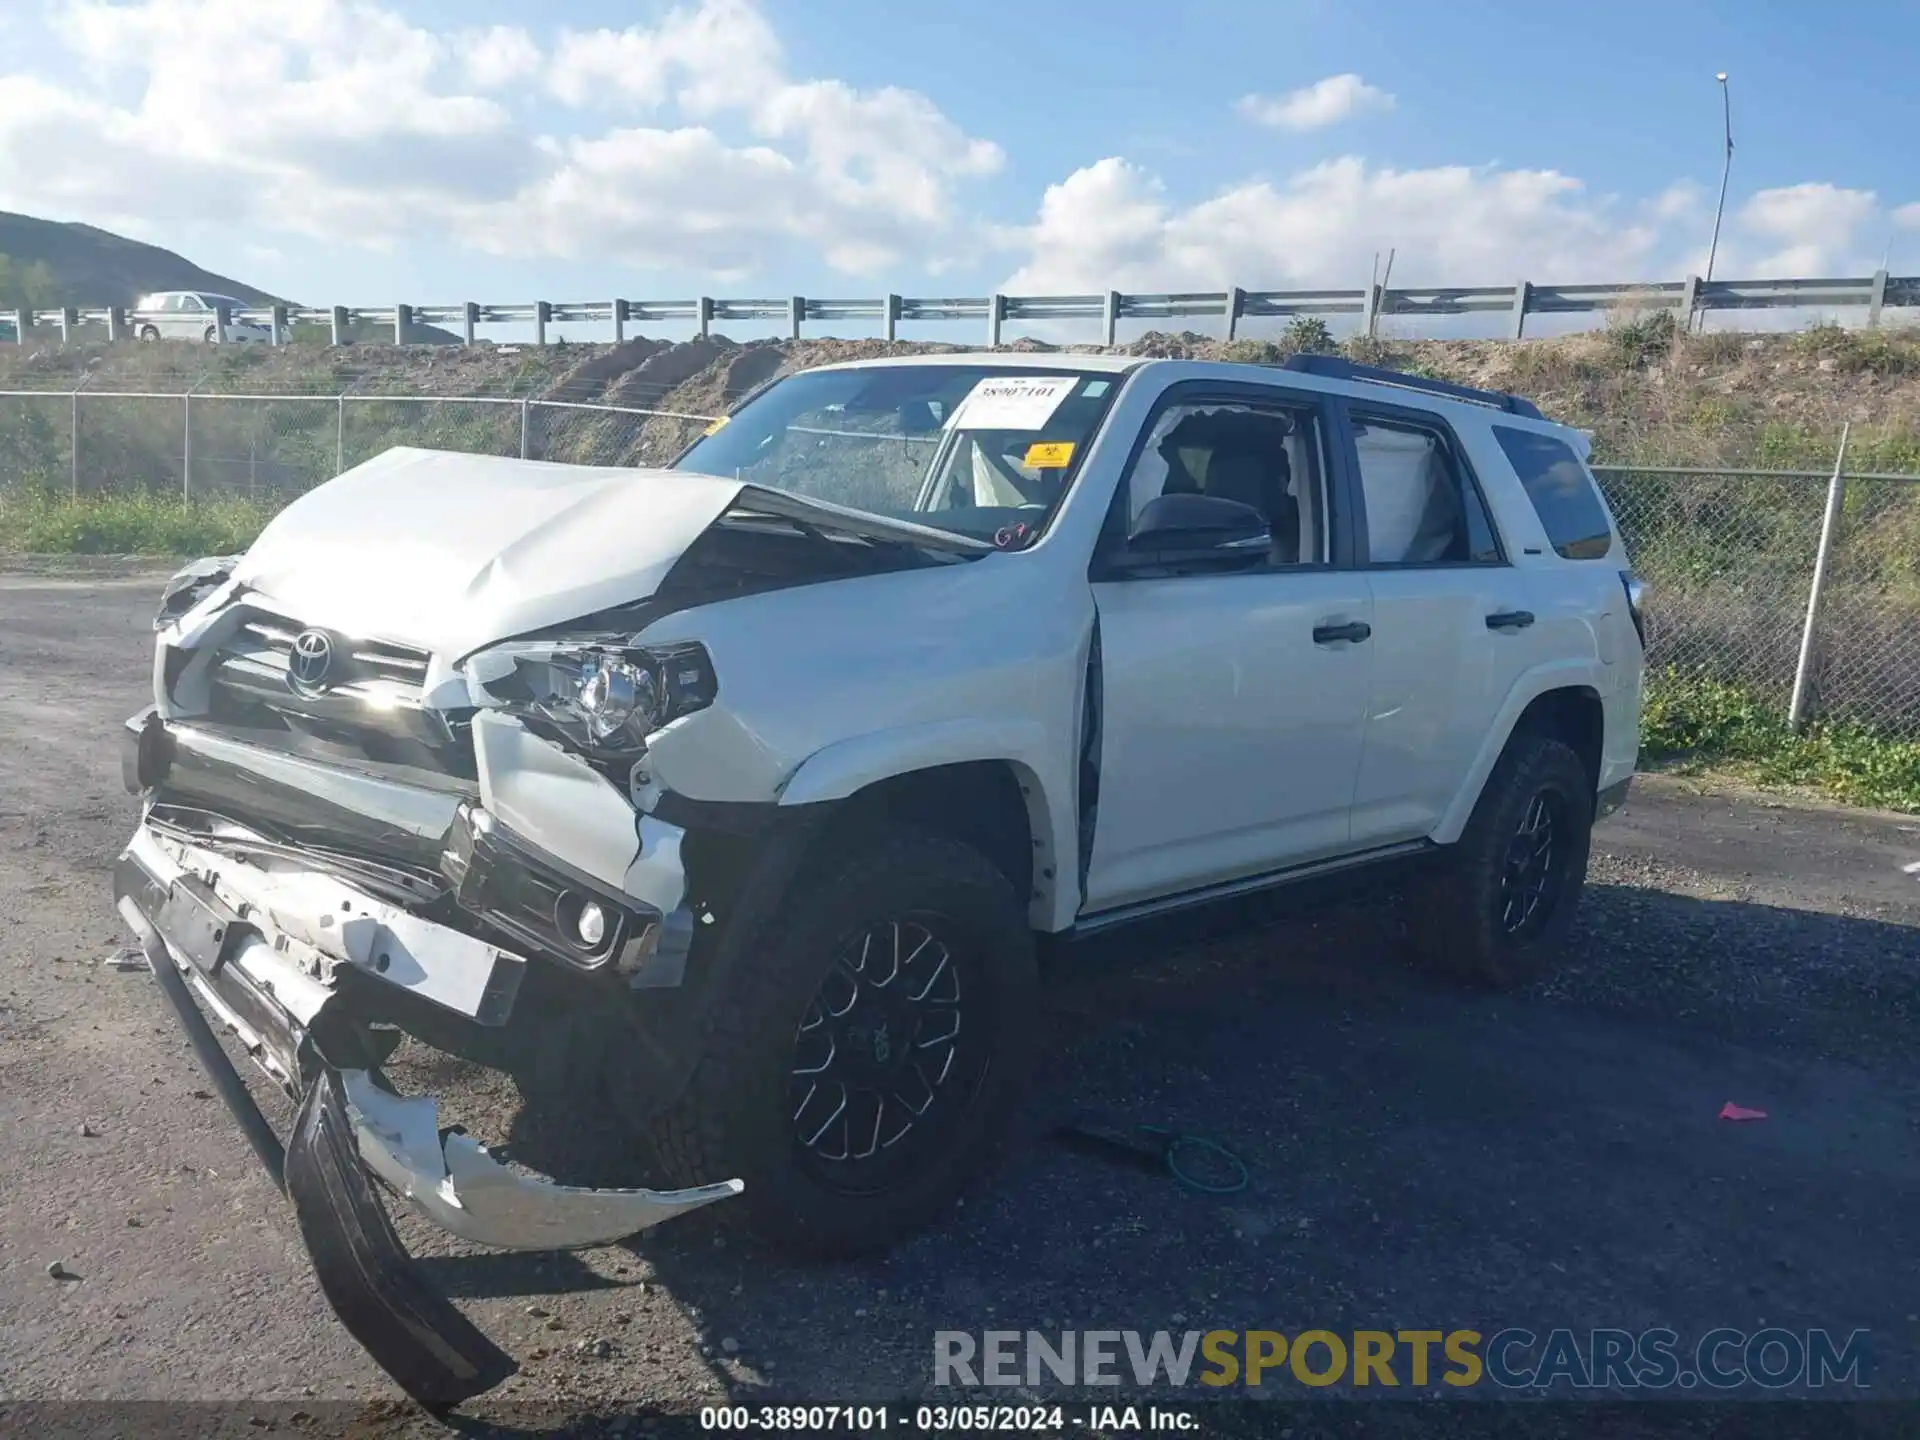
[1699,72,1734,330]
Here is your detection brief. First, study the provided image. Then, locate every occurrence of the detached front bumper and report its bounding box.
[115,817,740,1407]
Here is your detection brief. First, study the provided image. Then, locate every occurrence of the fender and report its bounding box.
[777,717,1078,931]
[1432,658,1612,845]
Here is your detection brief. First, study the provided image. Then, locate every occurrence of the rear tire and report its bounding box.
[1406,733,1593,990]
[651,826,1038,1258]
[138,325,159,342]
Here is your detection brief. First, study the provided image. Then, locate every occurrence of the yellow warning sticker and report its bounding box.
[1024,441,1075,468]
[702,415,729,436]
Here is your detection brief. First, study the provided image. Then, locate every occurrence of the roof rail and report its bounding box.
[1278,354,1545,420]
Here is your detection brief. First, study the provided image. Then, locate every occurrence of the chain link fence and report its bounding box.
[0,391,713,502]
[1596,459,1920,738]
[3,389,1917,737]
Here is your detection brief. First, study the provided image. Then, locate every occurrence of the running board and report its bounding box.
[1073,840,1433,936]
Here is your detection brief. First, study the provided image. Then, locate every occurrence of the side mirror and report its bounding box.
[1107,492,1270,572]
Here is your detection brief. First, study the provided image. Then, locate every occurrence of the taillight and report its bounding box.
[1619,569,1647,648]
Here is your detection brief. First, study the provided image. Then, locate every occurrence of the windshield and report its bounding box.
[671,364,1122,545]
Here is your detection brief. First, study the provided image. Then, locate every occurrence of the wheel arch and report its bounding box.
[1434,665,1609,845]
[777,721,1073,930]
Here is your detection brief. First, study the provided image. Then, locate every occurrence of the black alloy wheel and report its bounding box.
[1498,789,1565,937]
[789,913,989,1195]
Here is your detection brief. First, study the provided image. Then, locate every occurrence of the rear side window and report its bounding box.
[1494,426,1613,560]
[1350,415,1500,565]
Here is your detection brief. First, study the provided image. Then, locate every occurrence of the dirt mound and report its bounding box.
[6,321,1919,469]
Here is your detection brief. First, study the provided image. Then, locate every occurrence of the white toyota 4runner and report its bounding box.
[116,352,1643,1404]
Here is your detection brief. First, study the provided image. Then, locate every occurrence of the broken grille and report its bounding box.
[236,619,431,691]
[198,610,474,780]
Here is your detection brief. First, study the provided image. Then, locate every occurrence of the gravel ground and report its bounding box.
[2,571,1918,1438]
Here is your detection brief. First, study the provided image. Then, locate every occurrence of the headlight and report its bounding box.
[464,638,716,759]
[154,553,241,630]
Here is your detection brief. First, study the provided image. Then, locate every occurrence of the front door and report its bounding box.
[1083,386,1374,914]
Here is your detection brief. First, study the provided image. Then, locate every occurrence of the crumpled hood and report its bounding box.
[234,447,747,658]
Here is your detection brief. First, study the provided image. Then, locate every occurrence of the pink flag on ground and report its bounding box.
[1718,1102,1768,1122]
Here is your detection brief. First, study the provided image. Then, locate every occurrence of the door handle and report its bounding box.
[1312,621,1372,645]
[1485,610,1535,631]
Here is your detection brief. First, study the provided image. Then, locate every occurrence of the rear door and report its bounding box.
[1331,398,1530,846]
[1083,379,1376,913]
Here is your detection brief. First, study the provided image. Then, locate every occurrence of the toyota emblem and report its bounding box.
[286,628,336,695]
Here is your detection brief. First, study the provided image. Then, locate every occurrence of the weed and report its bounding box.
[1642,667,1920,811]
[1216,339,1286,366]
[1605,307,1677,368]
[1342,335,1396,367]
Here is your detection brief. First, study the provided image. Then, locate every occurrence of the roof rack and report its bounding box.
[1278,354,1545,421]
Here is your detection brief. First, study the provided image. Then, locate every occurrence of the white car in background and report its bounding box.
[132,291,274,344]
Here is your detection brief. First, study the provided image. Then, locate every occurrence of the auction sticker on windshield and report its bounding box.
[949,376,1080,430]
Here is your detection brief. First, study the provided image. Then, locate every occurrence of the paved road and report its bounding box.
[3,570,1918,1431]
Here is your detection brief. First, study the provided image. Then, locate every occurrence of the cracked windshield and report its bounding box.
[673,365,1120,543]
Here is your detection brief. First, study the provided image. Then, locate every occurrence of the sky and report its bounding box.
[0,0,1915,340]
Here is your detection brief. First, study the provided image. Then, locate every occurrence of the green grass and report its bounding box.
[1642,667,1920,812]
[0,488,274,555]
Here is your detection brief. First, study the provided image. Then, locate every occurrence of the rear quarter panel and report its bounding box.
[1430,413,1641,840]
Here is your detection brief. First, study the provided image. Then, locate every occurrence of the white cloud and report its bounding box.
[1237,74,1394,132]
[1001,158,1909,307]
[1733,182,1880,275]
[1897,202,1920,231]
[0,0,1002,280]
[547,0,782,112]
[458,25,543,89]
[1003,156,1664,297]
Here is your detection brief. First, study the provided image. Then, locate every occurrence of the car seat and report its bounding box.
[1206,448,1297,561]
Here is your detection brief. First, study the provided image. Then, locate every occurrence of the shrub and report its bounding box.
[1605,307,1677,368]
[1280,316,1335,354]
[1342,334,1395,366]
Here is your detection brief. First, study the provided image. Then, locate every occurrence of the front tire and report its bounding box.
[652,827,1038,1257]
[1407,733,1593,990]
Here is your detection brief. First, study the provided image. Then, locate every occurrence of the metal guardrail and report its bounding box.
[9,271,1916,349]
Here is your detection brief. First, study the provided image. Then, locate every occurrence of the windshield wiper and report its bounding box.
[735,484,994,556]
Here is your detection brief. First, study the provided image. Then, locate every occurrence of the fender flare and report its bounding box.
[1432,660,1611,845]
[777,718,1076,930]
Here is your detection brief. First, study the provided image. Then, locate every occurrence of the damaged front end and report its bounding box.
[114,578,744,1407]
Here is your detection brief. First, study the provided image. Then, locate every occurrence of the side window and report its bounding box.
[1493,426,1614,560]
[1124,399,1326,566]
[1351,415,1499,565]
[179,294,204,312]
[160,295,182,312]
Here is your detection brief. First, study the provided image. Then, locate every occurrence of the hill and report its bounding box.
[0,211,281,309]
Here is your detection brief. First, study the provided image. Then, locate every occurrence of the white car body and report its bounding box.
[113,350,1643,1404]
[132,290,274,344]
[183,354,1640,930]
